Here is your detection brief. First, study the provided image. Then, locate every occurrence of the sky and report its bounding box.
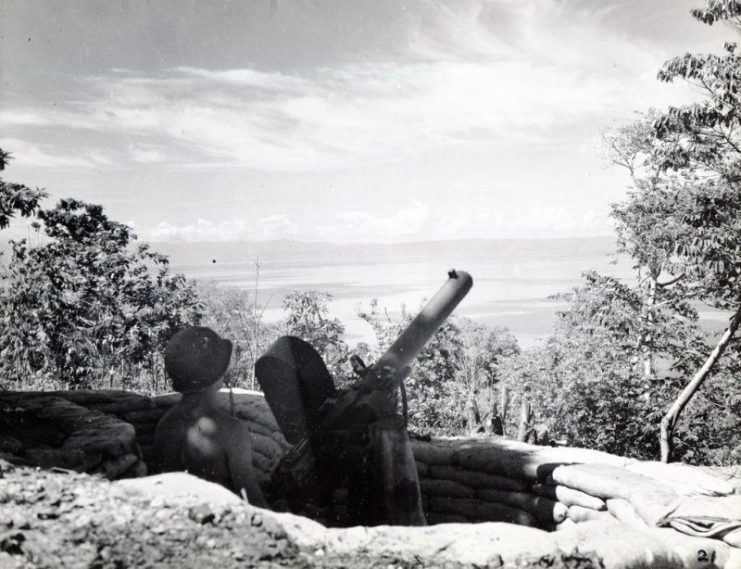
[0,0,737,244]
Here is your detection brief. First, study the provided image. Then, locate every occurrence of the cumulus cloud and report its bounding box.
[317,201,429,242]
[147,215,299,242]
[434,206,613,240]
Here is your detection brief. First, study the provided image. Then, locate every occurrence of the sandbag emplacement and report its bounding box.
[4,389,741,566]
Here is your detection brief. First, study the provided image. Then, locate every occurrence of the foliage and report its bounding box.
[195,282,277,390]
[0,198,202,391]
[0,149,47,230]
[594,0,741,462]
[498,271,724,461]
[650,1,741,309]
[357,299,519,435]
[657,359,741,465]
[282,290,350,381]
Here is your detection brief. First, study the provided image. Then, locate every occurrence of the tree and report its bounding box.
[0,148,47,230]
[195,282,275,390]
[357,299,464,433]
[639,0,741,461]
[606,111,695,379]
[454,318,519,433]
[357,299,519,435]
[499,271,714,460]
[282,290,350,381]
[0,198,202,390]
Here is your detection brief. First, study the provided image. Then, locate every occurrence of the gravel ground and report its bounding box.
[0,460,602,569]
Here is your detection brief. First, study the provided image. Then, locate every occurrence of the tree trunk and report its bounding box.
[465,393,481,433]
[517,397,531,442]
[660,305,741,462]
[642,276,657,380]
[499,385,509,438]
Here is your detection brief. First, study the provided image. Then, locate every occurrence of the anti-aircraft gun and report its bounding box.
[256,270,473,526]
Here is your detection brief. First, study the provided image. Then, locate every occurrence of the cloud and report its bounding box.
[0,138,113,169]
[127,143,175,164]
[434,206,614,240]
[317,202,429,242]
[146,215,299,242]
[143,202,612,243]
[256,215,300,240]
[0,1,697,173]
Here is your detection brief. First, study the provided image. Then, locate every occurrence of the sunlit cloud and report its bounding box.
[434,206,613,240]
[317,201,429,242]
[147,215,299,242]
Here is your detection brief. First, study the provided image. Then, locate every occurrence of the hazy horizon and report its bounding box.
[158,235,631,349]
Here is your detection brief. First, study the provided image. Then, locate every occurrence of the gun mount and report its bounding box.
[256,270,473,526]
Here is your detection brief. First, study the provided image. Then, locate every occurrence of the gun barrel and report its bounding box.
[374,269,473,380]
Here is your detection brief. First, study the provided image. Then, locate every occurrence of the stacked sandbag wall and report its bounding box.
[2,389,739,550]
[0,390,148,480]
[0,389,290,487]
[411,437,740,548]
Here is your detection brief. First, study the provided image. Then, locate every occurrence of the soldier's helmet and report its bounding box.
[165,326,233,393]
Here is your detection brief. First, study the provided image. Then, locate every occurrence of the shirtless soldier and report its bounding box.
[153,326,268,507]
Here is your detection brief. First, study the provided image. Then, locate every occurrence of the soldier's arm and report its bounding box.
[227,424,269,508]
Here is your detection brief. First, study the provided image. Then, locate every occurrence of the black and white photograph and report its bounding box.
[0,1,740,567]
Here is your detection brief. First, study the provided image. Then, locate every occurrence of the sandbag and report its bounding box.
[532,483,605,511]
[101,453,140,480]
[425,513,469,524]
[89,396,155,415]
[606,498,649,530]
[45,390,136,406]
[64,418,137,458]
[428,465,530,492]
[568,505,618,525]
[248,431,284,459]
[419,479,475,499]
[121,459,148,479]
[128,421,157,436]
[551,463,669,500]
[411,440,460,466]
[551,463,679,525]
[252,446,278,476]
[451,438,629,481]
[477,488,567,524]
[245,420,277,438]
[153,393,181,408]
[23,448,101,472]
[415,460,429,477]
[553,518,577,532]
[122,408,168,424]
[427,497,537,527]
[451,441,543,480]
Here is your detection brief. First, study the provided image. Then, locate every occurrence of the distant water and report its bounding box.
[166,237,640,349]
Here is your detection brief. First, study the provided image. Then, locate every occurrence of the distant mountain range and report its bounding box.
[148,236,619,266]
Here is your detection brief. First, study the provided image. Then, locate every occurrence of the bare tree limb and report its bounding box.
[660,305,741,462]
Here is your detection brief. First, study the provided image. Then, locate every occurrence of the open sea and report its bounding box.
[163,236,655,349]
